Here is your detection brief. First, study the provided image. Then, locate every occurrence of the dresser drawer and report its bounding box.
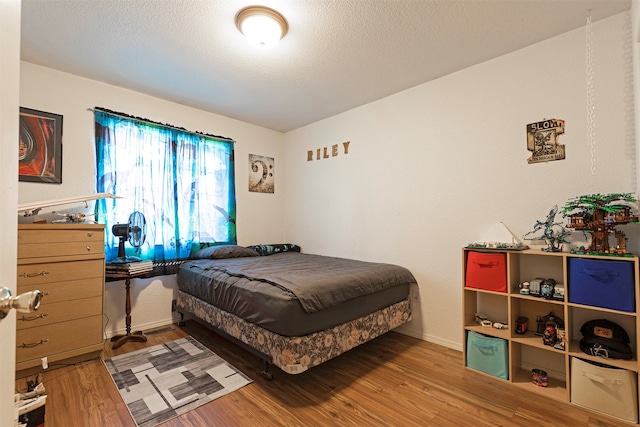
[16,315,103,363]
[18,240,104,259]
[18,226,103,244]
[17,259,104,286]
[18,225,104,258]
[18,276,103,304]
[17,296,103,331]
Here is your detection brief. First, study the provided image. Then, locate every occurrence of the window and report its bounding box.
[94,108,236,268]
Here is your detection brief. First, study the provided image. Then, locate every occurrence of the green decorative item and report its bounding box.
[523,205,570,252]
[561,193,640,255]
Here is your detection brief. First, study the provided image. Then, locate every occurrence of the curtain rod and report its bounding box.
[89,107,235,142]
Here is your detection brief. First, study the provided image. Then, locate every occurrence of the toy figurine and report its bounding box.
[554,329,566,350]
[540,279,556,299]
[523,205,570,252]
[535,312,564,337]
[552,284,564,301]
[543,322,557,346]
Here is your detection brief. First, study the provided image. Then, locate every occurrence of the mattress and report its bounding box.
[177,252,415,336]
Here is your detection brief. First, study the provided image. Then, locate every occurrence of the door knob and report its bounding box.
[0,287,42,319]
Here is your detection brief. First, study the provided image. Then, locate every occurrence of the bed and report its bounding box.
[175,244,415,379]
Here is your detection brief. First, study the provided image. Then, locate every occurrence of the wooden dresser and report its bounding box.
[16,224,105,377]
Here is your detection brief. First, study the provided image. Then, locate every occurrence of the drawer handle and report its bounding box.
[18,338,48,349]
[19,313,48,321]
[86,245,91,251]
[20,271,49,278]
[87,232,93,237]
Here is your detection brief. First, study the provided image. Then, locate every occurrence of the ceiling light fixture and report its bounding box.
[235,6,288,48]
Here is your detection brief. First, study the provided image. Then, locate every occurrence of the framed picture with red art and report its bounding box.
[19,107,63,183]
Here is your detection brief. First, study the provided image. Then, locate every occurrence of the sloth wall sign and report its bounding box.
[526,119,565,164]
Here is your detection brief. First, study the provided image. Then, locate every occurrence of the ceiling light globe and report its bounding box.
[236,6,288,48]
[241,15,282,48]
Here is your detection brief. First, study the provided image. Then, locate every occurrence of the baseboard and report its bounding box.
[396,327,462,352]
[105,313,182,339]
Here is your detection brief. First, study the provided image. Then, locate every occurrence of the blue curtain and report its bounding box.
[94,109,236,265]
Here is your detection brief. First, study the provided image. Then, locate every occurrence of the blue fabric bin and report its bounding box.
[466,331,509,380]
[568,258,635,312]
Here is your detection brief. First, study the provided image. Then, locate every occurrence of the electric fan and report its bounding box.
[112,211,147,262]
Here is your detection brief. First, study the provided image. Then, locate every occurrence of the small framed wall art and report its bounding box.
[249,154,274,193]
[19,107,63,183]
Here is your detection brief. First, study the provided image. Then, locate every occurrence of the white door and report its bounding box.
[0,1,21,426]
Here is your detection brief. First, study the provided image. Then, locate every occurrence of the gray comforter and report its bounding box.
[179,252,416,313]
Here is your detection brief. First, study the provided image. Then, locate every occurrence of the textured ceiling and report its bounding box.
[21,0,631,133]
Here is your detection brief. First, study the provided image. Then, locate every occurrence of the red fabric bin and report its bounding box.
[465,251,507,292]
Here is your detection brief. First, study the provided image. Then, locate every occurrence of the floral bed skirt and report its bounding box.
[177,290,412,374]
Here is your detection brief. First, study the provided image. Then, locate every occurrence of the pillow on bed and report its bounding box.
[246,243,301,256]
[193,245,259,259]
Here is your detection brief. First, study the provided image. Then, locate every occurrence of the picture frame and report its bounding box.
[19,107,63,183]
[248,153,274,193]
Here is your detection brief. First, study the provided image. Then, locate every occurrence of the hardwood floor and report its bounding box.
[16,321,634,426]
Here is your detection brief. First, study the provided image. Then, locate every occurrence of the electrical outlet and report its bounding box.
[410,287,420,303]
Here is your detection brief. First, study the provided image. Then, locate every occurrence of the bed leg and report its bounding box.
[261,361,273,381]
[177,312,186,327]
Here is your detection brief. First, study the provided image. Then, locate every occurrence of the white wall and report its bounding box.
[284,13,636,349]
[19,63,286,336]
[19,12,638,349]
